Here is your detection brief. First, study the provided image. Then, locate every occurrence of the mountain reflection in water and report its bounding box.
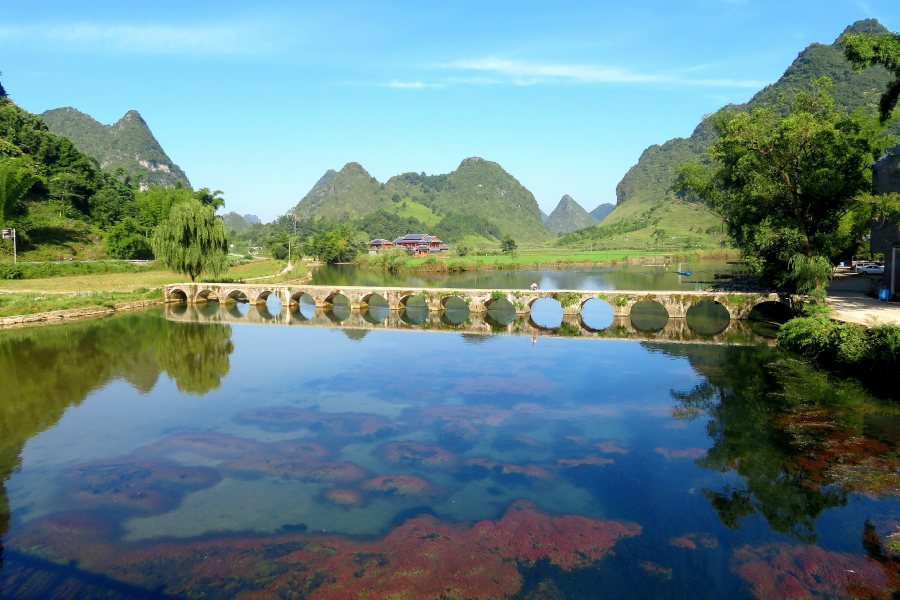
[0,308,899,599]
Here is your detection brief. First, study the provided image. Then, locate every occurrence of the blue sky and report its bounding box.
[2,1,897,221]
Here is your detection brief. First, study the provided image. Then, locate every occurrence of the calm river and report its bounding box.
[1,284,898,598]
[309,259,735,291]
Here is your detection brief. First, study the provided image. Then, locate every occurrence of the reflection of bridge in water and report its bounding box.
[164,303,777,346]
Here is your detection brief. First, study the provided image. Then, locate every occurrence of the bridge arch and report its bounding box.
[528,297,563,329]
[291,291,316,305]
[252,290,275,304]
[167,288,188,302]
[196,289,220,303]
[361,293,388,307]
[630,299,670,332]
[747,300,795,324]
[580,298,614,331]
[224,289,249,303]
[325,292,352,307]
[399,294,427,307]
[686,300,731,336]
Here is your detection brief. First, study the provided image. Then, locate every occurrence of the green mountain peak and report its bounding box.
[40,106,189,188]
[594,18,899,248]
[589,203,615,223]
[292,158,549,241]
[545,195,599,236]
[838,18,889,40]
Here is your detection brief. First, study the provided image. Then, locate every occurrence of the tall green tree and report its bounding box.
[500,234,517,254]
[0,159,38,224]
[676,78,894,291]
[151,199,229,282]
[842,28,900,122]
[303,225,360,264]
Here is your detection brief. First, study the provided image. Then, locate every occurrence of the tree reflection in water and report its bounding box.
[658,343,900,543]
[0,312,234,568]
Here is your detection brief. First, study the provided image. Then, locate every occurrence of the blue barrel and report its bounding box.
[879,288,890,301]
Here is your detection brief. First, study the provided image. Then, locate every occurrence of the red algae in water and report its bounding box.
[556,454,614,467]
[417,406,513,438]
[269,439,330,460]
[360,475,446,501]
[464,458,554,481]
[594,441,628,454]
[379,441,457,469]
[640,561,673,578]
[142,432,265,460]
[654,447,707,459]
[234,407,397,438]
[223,456,368,483]
[322,488,366,507]
[669,533,718,549]
[732,543,891,600]
[12,500,640,600]
[60,457,220,515]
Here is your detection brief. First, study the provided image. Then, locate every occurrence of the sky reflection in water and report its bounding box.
[1,308,899,599]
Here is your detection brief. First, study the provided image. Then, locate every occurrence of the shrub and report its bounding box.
[0,263,23,279]
[778,316,900,376]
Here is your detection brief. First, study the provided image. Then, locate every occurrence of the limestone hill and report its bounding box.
[589,203,615,223]
[567,18,900,249]
[40,107,189,188]
[292,158,550,242]
[544,195,598,236]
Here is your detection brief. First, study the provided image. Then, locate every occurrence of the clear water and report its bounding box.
[1,306,898,599]
[309,259,734,291]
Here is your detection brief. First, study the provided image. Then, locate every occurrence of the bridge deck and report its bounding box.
[162,283,791,320]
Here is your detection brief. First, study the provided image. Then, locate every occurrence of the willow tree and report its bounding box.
[151,199,229,282]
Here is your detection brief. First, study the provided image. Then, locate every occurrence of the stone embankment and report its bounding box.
[0,299,163,329]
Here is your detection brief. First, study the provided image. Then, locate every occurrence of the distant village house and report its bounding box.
[367,233,449,256]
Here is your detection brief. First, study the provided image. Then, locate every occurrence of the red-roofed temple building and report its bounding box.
[368,234,449,256]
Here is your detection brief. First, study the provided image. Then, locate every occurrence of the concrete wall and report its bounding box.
[872,152,900,289]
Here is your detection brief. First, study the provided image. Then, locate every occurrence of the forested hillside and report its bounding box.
[40,107,189,188]
[292,158,550,242]
[593,18,900,248]
[0,93,222,261]
[544,195,598,235]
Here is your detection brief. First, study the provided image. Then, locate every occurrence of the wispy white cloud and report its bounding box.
[0,22,277,55]
[442,57,765,88]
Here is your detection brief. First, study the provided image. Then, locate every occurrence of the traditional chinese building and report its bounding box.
[366,238,394,252]
[368,233,448,256]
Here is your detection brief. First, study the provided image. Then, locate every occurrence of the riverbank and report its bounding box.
[777,315,900,389]
[0,260,308,321]
[0,297,164,328]
[0,259,302,293]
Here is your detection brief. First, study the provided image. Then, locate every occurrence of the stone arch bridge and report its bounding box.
[162,283,790,320]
